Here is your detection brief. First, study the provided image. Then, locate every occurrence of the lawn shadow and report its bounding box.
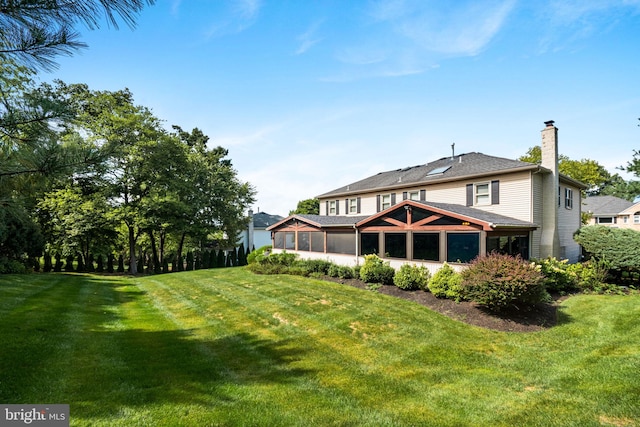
[71,329,314,420]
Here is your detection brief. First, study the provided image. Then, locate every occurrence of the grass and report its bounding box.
[0,269,639,426]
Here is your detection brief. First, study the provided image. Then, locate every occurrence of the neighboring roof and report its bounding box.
[583,196,634,216]
[317,153,539,198]
[252,212,284,228]
[268,201,536,232]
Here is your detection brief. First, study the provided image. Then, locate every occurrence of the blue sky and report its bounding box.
[46,0,640,216]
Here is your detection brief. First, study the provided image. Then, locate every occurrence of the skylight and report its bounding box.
[426,165,451,176]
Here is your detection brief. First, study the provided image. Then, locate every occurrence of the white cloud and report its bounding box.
[295,20,324,55]
[203,0,263,39]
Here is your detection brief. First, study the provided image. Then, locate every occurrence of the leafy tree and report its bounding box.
[290,198,320,215]
[519,146,612,195]
[574,225,640,281]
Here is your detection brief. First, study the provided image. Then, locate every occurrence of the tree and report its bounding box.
[0,0,155,70]
[519,146,612,195]
[290,198,320,215]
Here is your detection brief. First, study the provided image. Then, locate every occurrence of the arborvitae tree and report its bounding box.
[136,255,143,274]
[225,252,231,267]
[86,254,95,272]
[195,252,202,270]
[76,253,85,272]
[43,252,52,272]
[186,251,194,271]
[96,255,104,273]
[117,254,125,273]
[176,254,183,272]
[107,254,115,273]
[230,247,238,267]
[237,243,246,266]
[54,253,63,272]
[216,249,225,268]
[202,250,210,270]
[162,258,169,274]
[65,255,75,272]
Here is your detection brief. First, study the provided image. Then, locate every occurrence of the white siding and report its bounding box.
[558,182,582,262]
[530,174,543,259]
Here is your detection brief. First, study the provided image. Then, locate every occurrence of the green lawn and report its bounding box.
[0,269,639,426]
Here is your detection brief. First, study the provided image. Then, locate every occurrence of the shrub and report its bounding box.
[533,257,577,292]
[359,254,395,285]
[0,257,27,274]
[574,225,640,282]
[247,245,272,265]
[298,259,332,275]
[394,264,430,290]
[567,259,617,293]
[327,264,341,278]
[428,262,462,300]
[460,253,548,312]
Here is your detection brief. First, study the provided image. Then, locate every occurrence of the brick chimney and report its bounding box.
[539,120,560,258]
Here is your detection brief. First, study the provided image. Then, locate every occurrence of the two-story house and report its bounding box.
[267,121,586,272]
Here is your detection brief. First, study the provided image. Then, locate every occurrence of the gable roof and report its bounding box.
[583,196,634,216]
[317,152,586,199]
[317,152,540,198]
[267,201,536,232]
[266,214,369,231]
[356,200,537,231]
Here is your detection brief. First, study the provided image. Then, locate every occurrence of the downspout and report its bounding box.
[354,225,360,265]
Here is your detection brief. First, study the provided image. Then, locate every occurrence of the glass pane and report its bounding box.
[413,233,439,261]
[447,233,479,263]
[310,232,324,252]
[274,232,285,249]
[298,232,310,251]
[385,233,406,258]
[327,232,356,255]
[285,232,295,250]
[360,233,379,255]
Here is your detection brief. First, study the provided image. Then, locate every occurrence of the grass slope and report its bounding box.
[0,269,638,426]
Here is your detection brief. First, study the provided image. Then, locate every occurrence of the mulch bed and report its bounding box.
[321,276,562,332]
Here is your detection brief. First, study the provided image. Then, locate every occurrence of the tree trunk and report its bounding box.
[177,231,186,272]
[128,224,137,274]
[148,229,160,274]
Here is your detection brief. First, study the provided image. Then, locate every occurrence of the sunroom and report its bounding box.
[267,200,537,270]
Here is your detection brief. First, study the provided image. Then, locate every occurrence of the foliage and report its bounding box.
[574,225,640,280]
[0,257,27,274]
[359,254,395,285]
[533,257,577,292]
[295,259,332,275]
[328,264,355,279]
[460,253,548,311]
[518,146,612,195]
[394,264,430,290]
[566,259,617,293]
[428,262,463,300]
[247,245,272,264]
[290,198,320,215]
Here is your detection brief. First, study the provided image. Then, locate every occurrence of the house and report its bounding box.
[583,195,640,230]
[239,210,283,252]
[267,121,586,272]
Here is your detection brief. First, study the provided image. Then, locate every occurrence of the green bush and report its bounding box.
[247,245,272,264]
[0,257,27,274]
[327,264,341,278]
[428,262,463,300]
[533,257,577,292]
[359,254,395,285]
[460,253,548,312]
[298,259,332,275]
[394,264,430,290]
[574,225,640,281]
[567,259,618,293]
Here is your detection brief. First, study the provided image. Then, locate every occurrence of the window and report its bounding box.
[381,194,392,210]
[326,232,356,255]
[487,234,529,259]
[310,232,324,252]
[329,200,337,215]
[384,233,406,258]
[298,232,310,251]
[623,216,629,224]
[285,232,295,250]
[348,198,358,214]
[565,188,573,209]
[360,233,379,255]
[274,232,285,249]
[475,183,490,205]
[409,191,420,201]
[447,233,479,263]
[597,217,614,224]
[413,233,439,261]
[634,212,640,224]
